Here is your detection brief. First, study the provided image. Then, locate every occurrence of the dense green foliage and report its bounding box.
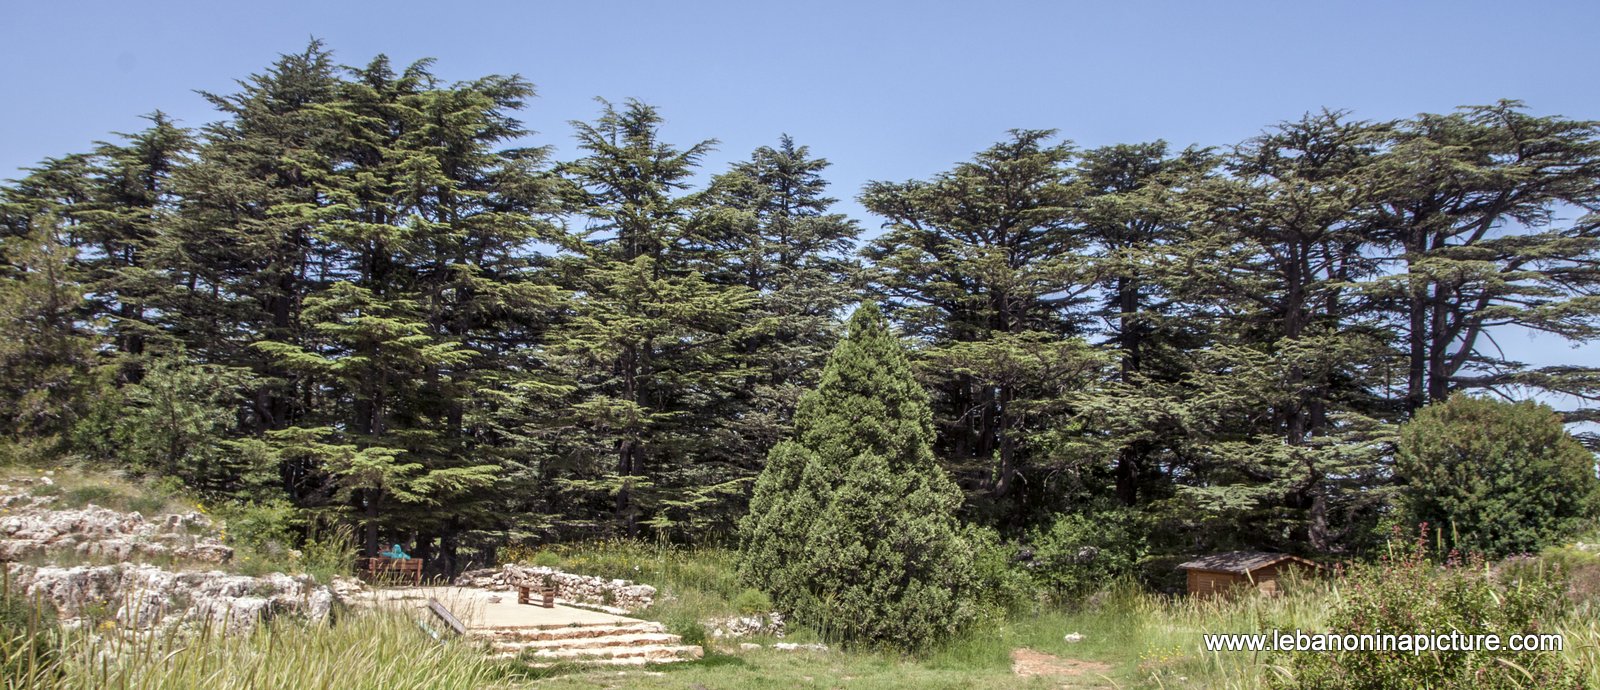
[1397,395,1600,557]
[1028,508,1148,597]
[1276,533,1585,689]
[740,304,978,649]
[1,40,1597,594]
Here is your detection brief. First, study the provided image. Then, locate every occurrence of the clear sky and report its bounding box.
[3,0,1597,404]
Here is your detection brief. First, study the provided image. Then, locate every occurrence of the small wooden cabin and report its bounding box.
[1178,551,1317,597]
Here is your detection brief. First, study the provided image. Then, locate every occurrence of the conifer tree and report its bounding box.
[1368,102,1600,411]
[1163,111,1395,552]
[1072,142,1215,507]
[77,113,191,363]
[549,100,755,538]
[166,40,344,435]
[690,136,861,477]
[0,158,102,455]
[0,210,97,450]
[740,303,976,650]
[862,130,1099,528]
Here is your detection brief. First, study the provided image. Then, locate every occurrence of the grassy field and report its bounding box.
[514,540,1600,689]
[5,466,1599,689]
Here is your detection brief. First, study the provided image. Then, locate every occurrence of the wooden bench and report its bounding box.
[366,556,422,586]
[517,584,556,608]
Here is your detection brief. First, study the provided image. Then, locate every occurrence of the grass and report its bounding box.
[2,465,189,517]
[504,542,1600,689]
[2,597,525,690]
[8,469,1598,689]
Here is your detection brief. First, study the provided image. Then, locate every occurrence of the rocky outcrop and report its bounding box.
[0,477,345,634]
[707,612,785,639]
[4,563,334,632]
[0,505,232,564]
[0,481,232,565]
[453,564,656,612]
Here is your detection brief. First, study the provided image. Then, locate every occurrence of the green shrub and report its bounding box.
[739,304,978,650]
[217,499,299,556]
[1274,528,1583,689]
[967,527,1041,616]
[1029,507,1146,599]
[665,611,708,647]
[732,588,772,615]
[299,523,358,583]
[531,550,562,568]
[97,357,262,497]
[1397,395,1600,558]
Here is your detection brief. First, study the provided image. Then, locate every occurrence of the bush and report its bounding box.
[81,357,264,498]
[217,499,300,556]
[1397,395,1600,557]
[1029,508,1146,599]
[217,500,353,582]
[1274,527,1584,689]
[299,523,358,583]
[732,588,772,615]
[967,527,1041,616]
[739,304,978,650]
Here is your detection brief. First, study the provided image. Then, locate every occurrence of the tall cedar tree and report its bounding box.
[1367,102,1600,412]
[862,130,1105,530]
[252,54,554,560]
[1166,111,1394,553]
[689,136,862,480]
[740,303,977,650]
[1070,142,1216,508]
[551,100,756,538]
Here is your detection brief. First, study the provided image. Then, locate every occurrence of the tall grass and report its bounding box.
[1,599,519,690]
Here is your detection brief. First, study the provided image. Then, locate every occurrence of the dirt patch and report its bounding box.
[1010,648,1113,678]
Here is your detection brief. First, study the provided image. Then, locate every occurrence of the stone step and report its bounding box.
[489,632,682,653]
[492,643,704,665]
[474,621,665,642]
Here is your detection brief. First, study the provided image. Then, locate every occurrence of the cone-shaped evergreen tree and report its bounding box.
[739,302,976,650]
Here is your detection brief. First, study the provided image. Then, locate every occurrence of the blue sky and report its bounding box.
[3,0,1597,406]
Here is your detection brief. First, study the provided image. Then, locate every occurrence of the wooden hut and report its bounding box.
[1177,551,1317,597]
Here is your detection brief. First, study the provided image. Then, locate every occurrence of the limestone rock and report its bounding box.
[706,612,785,639]
[0,502,232,566]
[5,563,334,632]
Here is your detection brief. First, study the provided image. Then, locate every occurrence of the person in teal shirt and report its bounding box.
[380,543,410,560]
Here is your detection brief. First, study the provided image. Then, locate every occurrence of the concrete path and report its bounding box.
[369,585,639,630]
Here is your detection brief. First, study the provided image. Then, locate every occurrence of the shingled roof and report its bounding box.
[1176,551,1316,574]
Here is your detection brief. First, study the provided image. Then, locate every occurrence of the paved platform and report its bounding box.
[369,585,642,630]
